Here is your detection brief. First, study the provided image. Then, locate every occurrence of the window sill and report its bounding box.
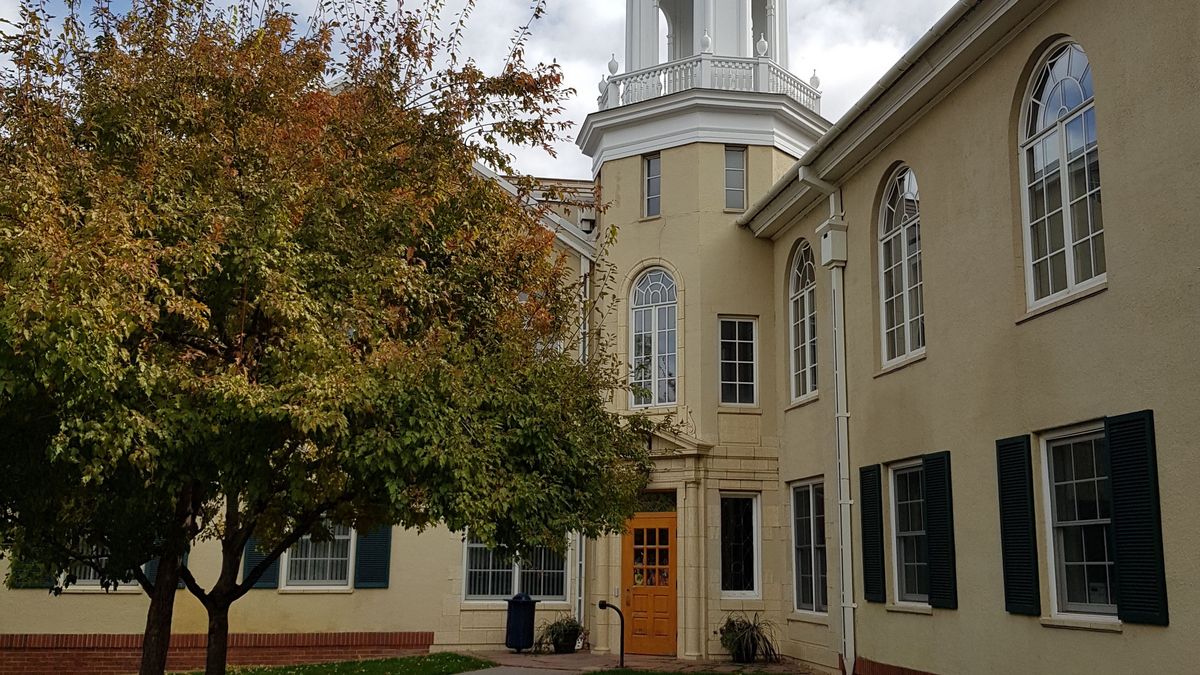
[787,611,830,626]
[62,586,142,595]
[784,393,819,412]
[723,208,747,214]
[874,352,926,378]
[278,587,354,594]
[638,215,663,223]
[1017,281,1107,324]
[885,603,932,615]
[630,404,678,415]
[1040,615,1122,633]
[459,600,571,611]
[717,405,762,415]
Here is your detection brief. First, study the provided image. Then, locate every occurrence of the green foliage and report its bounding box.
[717,613,780,665]
[0,0,653,613]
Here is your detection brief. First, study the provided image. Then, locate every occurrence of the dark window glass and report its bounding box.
[721,496,756,593]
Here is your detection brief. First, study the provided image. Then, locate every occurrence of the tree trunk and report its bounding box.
[204,602,231,675]
[139,552,181,675]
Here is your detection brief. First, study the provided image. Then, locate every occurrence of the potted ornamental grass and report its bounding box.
[535,615,585,654]
[717,612,780,664]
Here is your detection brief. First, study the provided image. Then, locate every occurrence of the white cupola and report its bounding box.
[625,0,790,72]
[579,0,827,176]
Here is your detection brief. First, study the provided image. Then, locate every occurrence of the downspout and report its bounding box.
[815,189,855,674]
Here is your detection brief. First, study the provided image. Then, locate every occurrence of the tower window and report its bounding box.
[725,147,746,210]
[645,154,662,217]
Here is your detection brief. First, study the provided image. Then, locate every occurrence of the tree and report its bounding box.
[0,1,655,673]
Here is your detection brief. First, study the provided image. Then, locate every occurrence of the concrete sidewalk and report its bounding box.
[464,650,809,673]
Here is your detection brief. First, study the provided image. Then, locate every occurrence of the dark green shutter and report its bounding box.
[8,559,53,589]
[1106,411,1169,626]
[243,535,279,589]
[354,526,392,589]
[860,464,886,603]
[922,451,957,609]
[995,435,1040,616]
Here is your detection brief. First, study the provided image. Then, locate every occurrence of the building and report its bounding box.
[3,0,1199,673]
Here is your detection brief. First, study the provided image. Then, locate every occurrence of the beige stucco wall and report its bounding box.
[581,141,817,663]
[0,526,579,649]
[766,0,1200,672]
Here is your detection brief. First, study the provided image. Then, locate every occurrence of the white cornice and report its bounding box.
[577,89,830,177]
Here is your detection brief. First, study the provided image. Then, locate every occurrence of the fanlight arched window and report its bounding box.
[789,240,817,399]
[879,167,925,364]
[631,268,678,407]
[1021,42,1104,305]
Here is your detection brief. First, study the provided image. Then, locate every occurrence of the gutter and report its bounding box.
[738,0,979,235]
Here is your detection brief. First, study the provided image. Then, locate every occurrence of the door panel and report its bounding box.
[622,513,677,656]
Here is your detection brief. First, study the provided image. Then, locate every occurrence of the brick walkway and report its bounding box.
[469,650,809,673]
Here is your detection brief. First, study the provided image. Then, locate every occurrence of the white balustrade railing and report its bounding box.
[599,54,821,115]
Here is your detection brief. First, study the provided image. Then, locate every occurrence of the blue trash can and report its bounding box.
[505,592,538,652]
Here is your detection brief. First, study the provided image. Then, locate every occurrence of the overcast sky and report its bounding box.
[0,0,961,178]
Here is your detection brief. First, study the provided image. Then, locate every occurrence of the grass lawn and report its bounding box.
[199,651,495,675]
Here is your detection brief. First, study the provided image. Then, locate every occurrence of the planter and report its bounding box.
[552,628,581,654]
[730,638,758,664]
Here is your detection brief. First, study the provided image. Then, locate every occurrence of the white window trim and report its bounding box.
[888,459,929,607]
[724,146,747,211]
[1018,40,1106,311]
[629,268,678,410]
[719,492,762,599]
[644,154,662,218]
[279,526,357,592]
[877,167,926,369]
[789,242,818,402]
[790,477,827,615]
[1037,422,1122,625]
[717,315,758,407]
[461,536,573,603]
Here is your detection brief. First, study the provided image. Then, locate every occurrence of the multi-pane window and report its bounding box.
[720,495,758,596]
[789,240,817,399]
[724,147,746,210]
[893,464,928,603]
[286,522,353,587]
[879,168,925,364]
[464,536,567,601]
[1048,431,1116,615]
[645,154,662,217]
[793,481,827,612]
[1022,42,1104,305]
[631,268,678,407]
[719,317,756,405]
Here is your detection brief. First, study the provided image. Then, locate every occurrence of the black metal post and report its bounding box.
[597,600,625,668]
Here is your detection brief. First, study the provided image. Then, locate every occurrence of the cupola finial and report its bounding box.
[701,30,712,54]
[608,53,619,76]
[756,34,769,58]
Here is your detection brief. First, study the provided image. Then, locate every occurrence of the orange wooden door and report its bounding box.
[622,513,677,656]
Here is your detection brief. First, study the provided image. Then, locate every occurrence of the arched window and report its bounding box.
[1021,42,1103,306]
[879,167,925,364]
[789,240,817,399]
[631,268,678,407]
